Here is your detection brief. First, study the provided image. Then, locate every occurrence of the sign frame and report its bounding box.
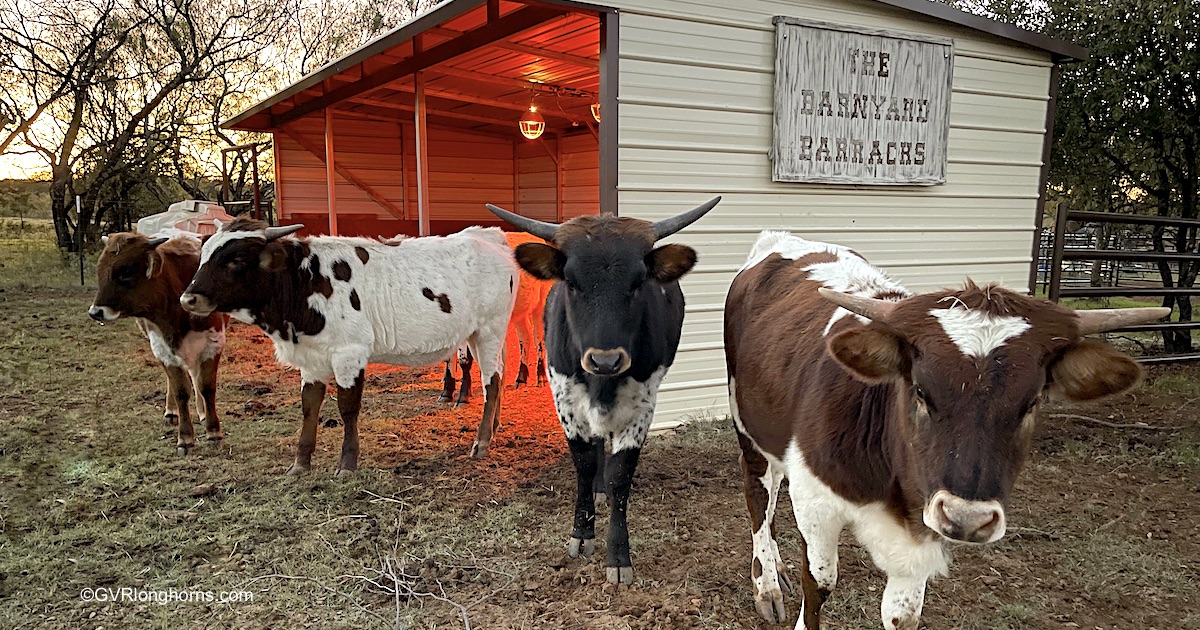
[771,16,955,186]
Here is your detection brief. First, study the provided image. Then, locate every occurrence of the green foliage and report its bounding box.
[0,179,50,220]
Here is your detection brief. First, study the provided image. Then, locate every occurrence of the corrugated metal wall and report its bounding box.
[516,132,599,222]
[606,0,1055,428]
[277,114,517,230]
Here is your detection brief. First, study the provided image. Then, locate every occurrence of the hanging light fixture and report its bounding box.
[519,90,545,140]
[590,102,601,123]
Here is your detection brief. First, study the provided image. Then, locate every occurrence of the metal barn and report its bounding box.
[224,0,1085,429]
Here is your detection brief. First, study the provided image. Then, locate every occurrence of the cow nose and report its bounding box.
[584,348,629,376]
[180,293,199,310]
[924,490,1006,544]
[88,306,106,322]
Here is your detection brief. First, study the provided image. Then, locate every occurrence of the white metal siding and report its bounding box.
[606,0,1054,429]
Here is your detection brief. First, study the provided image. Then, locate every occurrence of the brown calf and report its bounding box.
[90,232,229,455]
[724,231,1168,629]
[439,231,554,404]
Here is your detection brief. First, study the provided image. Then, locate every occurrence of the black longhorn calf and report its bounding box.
[486,197,720,584]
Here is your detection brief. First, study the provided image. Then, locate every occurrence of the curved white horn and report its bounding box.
[263,224,304,240]
[484,203,559,241]
[1075,307,1171,335]
[651,196,722,241]
[817,287,899,322]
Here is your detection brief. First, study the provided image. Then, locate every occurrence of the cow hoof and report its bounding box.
[777,568,793,595]
[206,435,224,447]
[754,595,789,625]
[284,463,310,476]
[469,443,488,459]
[437,394,452,403]
[334,468,354,478]
[454,400,469,408]
[567,537,595,558]
[164,414,179,426]
[605,566,634,585]
[176,444,194,456]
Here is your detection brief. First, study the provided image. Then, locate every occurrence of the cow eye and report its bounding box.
[115,266,137,285]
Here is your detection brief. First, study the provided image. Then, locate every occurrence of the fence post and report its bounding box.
[1048,203,1070,302]
[76,196,84,287]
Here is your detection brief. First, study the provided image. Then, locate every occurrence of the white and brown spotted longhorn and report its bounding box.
[724,231,1169,630]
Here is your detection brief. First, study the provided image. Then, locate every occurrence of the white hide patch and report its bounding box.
[204,227,517,389]
[198,227,253,266]
[88,305,120,322]
[929,307,1030,359]
[779,441,950,584]
[548,366,665,453]
[139,320,225,370]
[739,231,910,337]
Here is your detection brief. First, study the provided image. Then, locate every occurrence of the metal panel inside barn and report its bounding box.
[224,0,1085,430]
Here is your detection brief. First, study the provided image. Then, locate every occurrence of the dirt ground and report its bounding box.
[1,282,1198,630]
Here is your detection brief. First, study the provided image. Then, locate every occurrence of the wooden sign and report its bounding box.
[771,17,953,185]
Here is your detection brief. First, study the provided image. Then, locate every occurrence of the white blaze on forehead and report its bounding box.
[930,307,1031,358]
[199,228,260,266]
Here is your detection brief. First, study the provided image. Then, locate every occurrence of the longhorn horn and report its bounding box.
[262,224,304,240]
[652,196,722,241]
[817,287,899,322]
[146,237,169,248]
[484,203,559,241]
[1075,307,1171,335]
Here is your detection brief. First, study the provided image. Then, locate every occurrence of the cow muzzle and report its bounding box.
[179,292,215,316]
[922,490,1006,544]
[582,348,631,376]
[87,305,119,322]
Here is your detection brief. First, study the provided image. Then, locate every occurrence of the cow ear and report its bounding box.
[646,243,698,283]
[259,241,288,272]
[827,325,910,383]
[145,249,163,278]
[1048,338,1142,402]
[514,243,564,280]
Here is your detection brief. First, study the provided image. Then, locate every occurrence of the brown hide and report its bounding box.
[94,232,226,347]
[726,254,1140,534]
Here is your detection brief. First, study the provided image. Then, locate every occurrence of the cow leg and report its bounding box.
[514,312,533,389]
[167,365,196,455]
[736,430,790,624]
[469,372,501,458]
[287,380,326,475]
[604,442,641,585]
[591,438,607,506]
[193,355,222,445]
[438,360,456,403]
[161,363,180,426]
[514,341,529,389]
[855,518,947,630]
[334,370,364,476]
[536,342,546,387]
[789,477,845,629]
[565,435,599,558]
[455,347,473,407]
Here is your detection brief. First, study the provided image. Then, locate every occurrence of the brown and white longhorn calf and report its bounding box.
[724,231,1168,630]
[89,232,229,455]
